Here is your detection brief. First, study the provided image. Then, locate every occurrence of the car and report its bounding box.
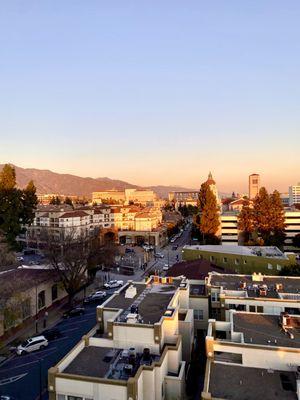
[1,395,17,400]
[41,328,62,341]
[154,253,164,258]
[170,238,176,243]
[104,280,124,289]
[16,256,24,262]
[16,335,48,355]
[63,307,85,318]
[163,264,169,271]
[172,245,178,250]
[125,248,135,254]
[84,291,107,304]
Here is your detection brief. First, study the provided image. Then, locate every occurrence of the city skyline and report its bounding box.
[0,1,299,190]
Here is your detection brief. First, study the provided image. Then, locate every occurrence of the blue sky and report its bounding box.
[0,1,299,192]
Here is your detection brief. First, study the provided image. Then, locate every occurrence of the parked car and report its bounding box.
[125,248,135,254]
[84,291,107,304]
[16,256,24,262]
[104,280,124,289]
[154,253,164,258]
[170,238,176,243]
[42,328,62,341]
[163,264,169,271]
[172,245,178,250]
[16,335,48,355]
[63,307,85,318]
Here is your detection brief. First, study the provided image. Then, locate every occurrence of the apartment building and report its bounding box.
[206,272,300,321]
[202,311,300,400]
[48,275,207,400]
[285,210,300,249]
[182,245,295,275]
[289,184,300,206]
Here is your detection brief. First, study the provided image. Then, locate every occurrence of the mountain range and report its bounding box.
[0,164,196,199]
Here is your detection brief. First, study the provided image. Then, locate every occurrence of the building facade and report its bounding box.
[289,183,300,206]
[248,173,260,199]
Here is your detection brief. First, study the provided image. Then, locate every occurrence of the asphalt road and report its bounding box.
[0,290,115,400]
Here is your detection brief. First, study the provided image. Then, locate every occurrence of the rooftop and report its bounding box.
[183,245,288,259]
[208,362,297,400]
[233,313,300,348]
[165,259,233,280]
[103,280,180,324]
[209,273,300,297]
[63,346,160,381]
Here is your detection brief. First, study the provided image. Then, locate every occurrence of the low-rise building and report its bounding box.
[206,272,300,321]
[182,245,295,275]
[92,189,157,206]
[202,311,300,400]
[289,183,300,206]
[0,268,66,339]
[48,276,201,400]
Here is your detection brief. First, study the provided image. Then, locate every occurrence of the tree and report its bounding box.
[64,197,74,208]
[0,232,17,271]
[0,164,16,190]
[0,165,37,249]
[199,186,220,243]
[292,234,300,248]
[253,187,272,242]
[50,196,61,205]
[238,201,255,244]
[198,182,210,211]
[22,180,38,225]
[267,190,286,247]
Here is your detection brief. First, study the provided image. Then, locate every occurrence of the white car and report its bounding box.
[163,264,169,271]
[16,335,48,355]
[104,280,124,289]
[154,253,164,259]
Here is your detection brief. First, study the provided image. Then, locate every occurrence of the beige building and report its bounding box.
[48,275,200,400]
[206,272,300,321]
[0,268,67,339]
[202,311,300,400]
[92,189,157,206]
[248,173,260,199]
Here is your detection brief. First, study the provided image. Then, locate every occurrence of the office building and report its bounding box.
[289,183,300,206]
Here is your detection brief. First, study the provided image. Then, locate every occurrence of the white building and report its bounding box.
[289,183,300,206]
[248,173,260,199]
[48,275,212,400]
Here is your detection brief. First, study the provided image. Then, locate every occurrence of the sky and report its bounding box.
[0,1,299,193]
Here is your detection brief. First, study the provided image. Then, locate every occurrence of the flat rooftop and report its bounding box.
[104,280,180,324]
[209,273,300,296]
[183,245,287,259]
[63,346,160,381]
[208,362,297,400]
[233,313,300,348]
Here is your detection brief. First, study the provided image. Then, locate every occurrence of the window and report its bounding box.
[52,284,58,302]
[243,259,247,264]
[67,396,83,400]
[257,306,264,313]
[268,263,273,270]
[235,258,240,265]
[57,394,66,400]
[249,305,256,313]
[223,257,227,263]
[194,310,204,320]
[38,290,45,309]
[211,292,219,302]
[277,264,282,271]
[210,256,215,262]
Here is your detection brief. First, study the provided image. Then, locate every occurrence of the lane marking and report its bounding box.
[0,373,28,386]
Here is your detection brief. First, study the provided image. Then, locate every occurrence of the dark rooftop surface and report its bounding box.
[166,259,233,280]
[233,313,300,348]
[209,274,300,297]
[64,347,115,378]
[209,362,297,400]
[63,346,160,381]
[104,281,179,324]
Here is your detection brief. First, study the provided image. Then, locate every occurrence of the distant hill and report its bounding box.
[0,164,195,199]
